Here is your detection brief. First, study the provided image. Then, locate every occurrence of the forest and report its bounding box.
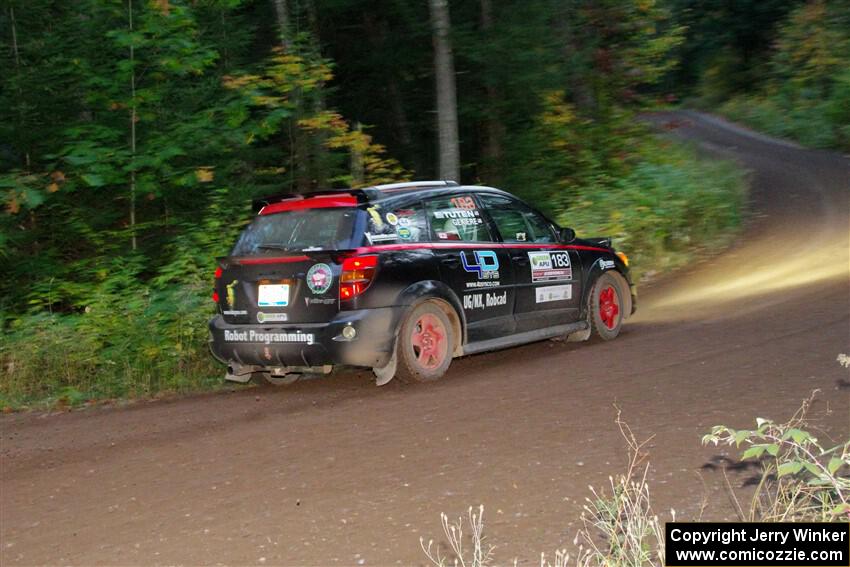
[1,0,848,407]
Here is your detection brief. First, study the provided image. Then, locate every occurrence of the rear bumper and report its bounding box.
[208,307,400,369]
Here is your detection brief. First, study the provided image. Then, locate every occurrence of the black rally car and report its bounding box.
[209,180,635,385]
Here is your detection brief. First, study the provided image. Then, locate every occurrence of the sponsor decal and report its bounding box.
[397,226,412,240]
[366,232,398,243]
[437,231,450,240]
[449,217,482,227]
[367,206,383,227]
[432,200,483,226]
[223,309,248,316]
[528,251,572,282]
[223,329,315,345]
[598,258,615,270]
[516,232,527,242]
[535,284,572,303]
[306,263,333,294]
[225,279,239,309]
[433,208,481,221]
[466,281,501,288]
[257,311,288,323]
[398,217,412,227]
[305,297,336,306]
[463,291,508,310]
[461,250,500,280]
[449,196,477,210]
[385,212,399,225]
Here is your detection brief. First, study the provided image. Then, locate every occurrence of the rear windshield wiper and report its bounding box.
[256,244,296,252]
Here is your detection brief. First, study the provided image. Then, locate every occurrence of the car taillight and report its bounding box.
[213,265,222,302]
[340,255,379,300]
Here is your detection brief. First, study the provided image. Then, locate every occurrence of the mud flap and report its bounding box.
[373,345,398,386]
[566,328,591,342]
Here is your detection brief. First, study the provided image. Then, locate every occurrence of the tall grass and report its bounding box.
[0,281,221,409]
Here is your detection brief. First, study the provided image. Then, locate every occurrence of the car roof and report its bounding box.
[252,181,515,212]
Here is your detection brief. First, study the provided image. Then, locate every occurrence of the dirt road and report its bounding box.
[2,112,848,566]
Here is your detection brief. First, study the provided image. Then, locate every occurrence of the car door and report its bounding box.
[424,194,516,342]
[478,193,581,332]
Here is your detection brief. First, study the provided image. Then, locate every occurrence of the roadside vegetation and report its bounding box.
[673,0,850,152]
[0,0,776,409]
[421,377,850,566]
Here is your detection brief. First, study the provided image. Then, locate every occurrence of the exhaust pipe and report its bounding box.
[225,362,253,383]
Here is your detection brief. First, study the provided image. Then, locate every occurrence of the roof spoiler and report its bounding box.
[251,189,369,213]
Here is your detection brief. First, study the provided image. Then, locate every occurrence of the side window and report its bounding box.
[479,194,556,243]
[363,202,428,244]
[425,195,493,242]
[522,209,557,243]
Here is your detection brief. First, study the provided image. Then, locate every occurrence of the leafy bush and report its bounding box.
[507,91,747,284]
[560,140,746,282]
[720,95,844,150]
[0,189,242,409]
[0,284,220,408]
[703,390,850,522]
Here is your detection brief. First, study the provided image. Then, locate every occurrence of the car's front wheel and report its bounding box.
[589,272,625,340]
[395,301,454,383]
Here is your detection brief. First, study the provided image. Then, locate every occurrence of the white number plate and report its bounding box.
[258,284,290,307]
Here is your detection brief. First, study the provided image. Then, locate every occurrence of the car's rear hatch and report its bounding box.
[215,196,361,325]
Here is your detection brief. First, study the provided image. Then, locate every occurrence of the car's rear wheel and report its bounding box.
[257,371,300,386]
[589,272,624,340]
[395,301,454,383]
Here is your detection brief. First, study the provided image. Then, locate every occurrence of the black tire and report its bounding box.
[395,301,455,383]
[588,272,625,340]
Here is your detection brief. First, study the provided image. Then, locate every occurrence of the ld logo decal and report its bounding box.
[461,251,499,279]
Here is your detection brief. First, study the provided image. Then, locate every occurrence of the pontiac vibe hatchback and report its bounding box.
[209,180,635,386]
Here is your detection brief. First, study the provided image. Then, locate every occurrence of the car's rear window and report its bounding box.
[231,208,358,256]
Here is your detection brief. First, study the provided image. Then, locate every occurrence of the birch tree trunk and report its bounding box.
[305,0,329,190]
[557,0,595,113]
[9,6,30,170]
[128,0,138,251]
[429,0,460,181]
[271,0,311,192]
[272,0,290,49]
[479,0,504,182]
[362,12,419,172]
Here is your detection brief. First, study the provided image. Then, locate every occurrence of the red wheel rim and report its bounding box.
[598,285,620,330]
[410,313,448,370]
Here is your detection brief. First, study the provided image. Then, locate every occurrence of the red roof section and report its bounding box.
[259,193,358,215]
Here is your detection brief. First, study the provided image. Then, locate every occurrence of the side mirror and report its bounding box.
[559,227,576,243]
